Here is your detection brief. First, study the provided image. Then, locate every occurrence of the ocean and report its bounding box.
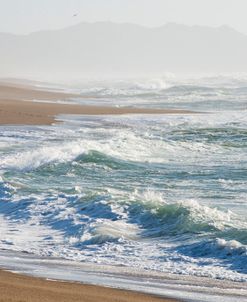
[0,75,247,299]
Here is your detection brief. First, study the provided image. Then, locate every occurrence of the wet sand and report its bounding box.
[0,270,179,302]
[0,83,195,125]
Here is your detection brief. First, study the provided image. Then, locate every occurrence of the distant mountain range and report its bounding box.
[1,22,247,77]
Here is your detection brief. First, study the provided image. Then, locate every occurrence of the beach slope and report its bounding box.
[0,270,178,302]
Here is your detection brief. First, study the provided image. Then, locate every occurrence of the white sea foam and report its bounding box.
[0,141,86,171]
[215,238,247,255]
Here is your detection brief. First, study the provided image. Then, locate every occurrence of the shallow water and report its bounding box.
[0,75,247,284]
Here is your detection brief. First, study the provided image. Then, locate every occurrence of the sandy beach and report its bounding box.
[0,82,194,125]
[0,270,178,302]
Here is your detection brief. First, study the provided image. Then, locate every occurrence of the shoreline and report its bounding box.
[0,269,179,302]
[0,250,246,302]
[0,82,196,125]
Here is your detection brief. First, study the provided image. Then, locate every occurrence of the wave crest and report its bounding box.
[128,191,240,237]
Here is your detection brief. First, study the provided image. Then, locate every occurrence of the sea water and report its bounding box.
[0,75,247,296]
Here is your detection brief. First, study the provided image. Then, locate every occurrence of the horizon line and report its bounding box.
[0,21,245,36]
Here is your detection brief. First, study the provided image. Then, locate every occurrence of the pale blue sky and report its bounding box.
[0,0,247,34]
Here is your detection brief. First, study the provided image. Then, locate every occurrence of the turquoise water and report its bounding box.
[0,75,247,282]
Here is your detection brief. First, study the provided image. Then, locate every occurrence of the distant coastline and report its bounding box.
[0,82,195,125]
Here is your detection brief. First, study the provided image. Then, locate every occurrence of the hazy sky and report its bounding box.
[0,0,247,35]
